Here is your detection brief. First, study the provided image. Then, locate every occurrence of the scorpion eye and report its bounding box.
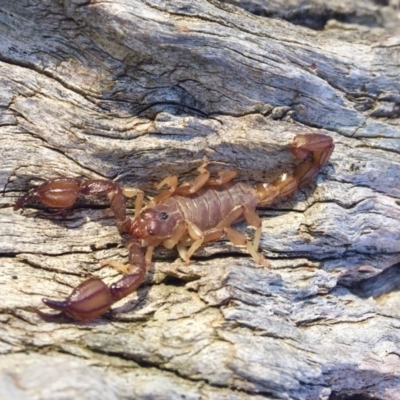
[158,211,169,220]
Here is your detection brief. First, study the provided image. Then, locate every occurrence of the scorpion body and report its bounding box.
[153,181,259,233]
[14,133,334,321]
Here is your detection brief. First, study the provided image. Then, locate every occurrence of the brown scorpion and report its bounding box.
[14,134,334,321]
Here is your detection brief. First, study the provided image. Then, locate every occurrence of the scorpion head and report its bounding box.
[130,206,180,247]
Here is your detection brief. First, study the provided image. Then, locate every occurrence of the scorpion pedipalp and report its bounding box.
[14,178,83,211]
[40,277,113,321]
[38,239,147,321]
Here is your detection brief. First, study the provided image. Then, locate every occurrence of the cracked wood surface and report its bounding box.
[0,0,400,399]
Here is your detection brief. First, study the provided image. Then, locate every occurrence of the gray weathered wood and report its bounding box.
[0,0,399,399]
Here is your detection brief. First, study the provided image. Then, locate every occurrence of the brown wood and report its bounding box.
[1,0,399,399]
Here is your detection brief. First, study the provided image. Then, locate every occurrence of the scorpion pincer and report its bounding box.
[14,134,334,321]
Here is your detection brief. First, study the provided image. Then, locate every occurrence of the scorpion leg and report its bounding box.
[151,175,179,205]
[39,239,147,321]
[152,164,237,203]
[175,220,208,263]
[162,220,187,249]
[121,187,144,217]
[150,163,210,204]
[181,221,205,262]
[215,203,267,266]
[176,164,238,193]
[177,204,268,266]
[255,133,334,206]
[206,170,237,186]
[174,163,210,196]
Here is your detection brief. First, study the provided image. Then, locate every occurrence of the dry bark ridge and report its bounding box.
[0,0,399,399]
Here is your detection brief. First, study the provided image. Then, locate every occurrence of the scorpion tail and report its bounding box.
[255,134,334,206]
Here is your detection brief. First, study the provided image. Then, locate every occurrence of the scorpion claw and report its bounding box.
[14,192,38,211]
[35,307,65,321]
[41,277,114,321]
[42,298,69,311]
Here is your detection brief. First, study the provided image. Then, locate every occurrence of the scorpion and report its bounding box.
[14,134,334,321]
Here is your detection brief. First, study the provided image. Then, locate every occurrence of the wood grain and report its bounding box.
[1,0,399,399]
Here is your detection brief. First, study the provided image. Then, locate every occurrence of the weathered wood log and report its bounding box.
[1,0,399,399]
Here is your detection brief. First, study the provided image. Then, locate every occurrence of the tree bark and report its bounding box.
[1,0,400,399]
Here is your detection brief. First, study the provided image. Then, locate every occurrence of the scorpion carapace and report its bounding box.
[14,134,334,321]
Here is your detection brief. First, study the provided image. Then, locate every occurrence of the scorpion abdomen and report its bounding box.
[166,181,259,231]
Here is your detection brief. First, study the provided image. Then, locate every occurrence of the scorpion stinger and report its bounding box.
[14,133,334,321]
